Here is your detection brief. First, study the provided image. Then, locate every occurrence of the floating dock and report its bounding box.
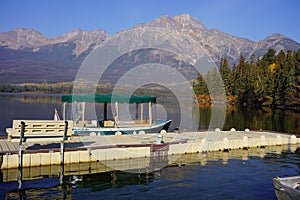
[1,130,300,170]
[1,144,297,183]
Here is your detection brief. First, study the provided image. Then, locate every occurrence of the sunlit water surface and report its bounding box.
[0,94,299,199]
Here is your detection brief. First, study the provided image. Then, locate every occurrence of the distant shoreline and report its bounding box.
[0,92,64,97]
[1,92,299,111]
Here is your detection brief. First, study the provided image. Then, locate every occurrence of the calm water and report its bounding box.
[0,93,299,135]
[1,147,300,199]
[0,94,300,199]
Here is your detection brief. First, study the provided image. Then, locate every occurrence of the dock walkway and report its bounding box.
[0,130,299,169]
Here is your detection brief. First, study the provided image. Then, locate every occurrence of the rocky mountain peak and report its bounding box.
[146,15,179,29]
[144,14,207,34]
[254,33,300,55]
[174,13,192,22]
[0,14,299,65]
[52,28,84,43]
[0,27,109,56]
[72,27,83,33]
[0,28,48,49]
[265,33,287,40]
[14,28,44,36]
[50,28,109,56]
[174,13,207,31]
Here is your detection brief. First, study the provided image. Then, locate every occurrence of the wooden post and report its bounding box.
[64,120,68,141]
[60,120,68,184]
[60,141,64,185]
[60,142,65,164]
[20,121,25,144]
[18,146,22,190]
[18,121,25,190]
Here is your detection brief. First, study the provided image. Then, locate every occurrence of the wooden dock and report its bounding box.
[1,130,299,170]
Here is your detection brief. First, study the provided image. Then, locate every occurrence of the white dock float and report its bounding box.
[0,130,300,169]
[0,144,298,183]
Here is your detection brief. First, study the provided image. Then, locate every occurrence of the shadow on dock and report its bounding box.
[26,142,94,151]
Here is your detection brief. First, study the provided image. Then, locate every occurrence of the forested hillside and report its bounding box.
[194,49,300,108]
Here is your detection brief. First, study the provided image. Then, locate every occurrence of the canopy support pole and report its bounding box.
[141,103,144,121]
[104,102,107,121]
[148,102,152,126]
[82,102,85,122]
[136,103,139,120]
[63,102,66,120]
[114,102,118,126]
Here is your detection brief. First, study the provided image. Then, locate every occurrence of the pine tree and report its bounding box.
[193,74,208,95]
[233,55,247,103]
[219,57,232,95]
[192,48,300,107]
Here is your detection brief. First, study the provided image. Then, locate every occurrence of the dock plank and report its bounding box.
[0,140,26,153]
[0,140,4,152]
[0,140,11,153]
[6,141,19,152]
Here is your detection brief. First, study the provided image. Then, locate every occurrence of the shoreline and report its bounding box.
[1,92,299,109]
[0,92,65,97]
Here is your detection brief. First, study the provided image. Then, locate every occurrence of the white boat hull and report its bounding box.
[72,120,172,135]
[273,176,300,200]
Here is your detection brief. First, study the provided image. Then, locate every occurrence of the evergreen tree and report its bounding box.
[262,48,276,65]
[233,55,247,102]
[192,48,300,107]
[193,74,208,95]
[219,57,232,95]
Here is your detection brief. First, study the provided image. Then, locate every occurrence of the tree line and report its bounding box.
[193,49,300,108]
[1,48,299,108]
[0,82,174,97]
[0,83,73,94]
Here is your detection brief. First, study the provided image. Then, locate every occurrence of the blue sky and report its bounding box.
[0,0,299,42]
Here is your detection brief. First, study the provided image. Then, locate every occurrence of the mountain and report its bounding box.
[140,14,300,63]
[0,27,108,56]
[0,28,108,84]
[0,14,299,85]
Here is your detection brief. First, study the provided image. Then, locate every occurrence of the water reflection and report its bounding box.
[0,94,299,135]
[223,105,300,134]
[1,145,299,199]
[0,94,299,199]
[195,103,300,134]
[1,144,298,183]
[0,94,62,135]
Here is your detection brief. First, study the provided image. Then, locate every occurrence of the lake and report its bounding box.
[1,146,300,199]
[0,93,299,135]
[0,93,299,199]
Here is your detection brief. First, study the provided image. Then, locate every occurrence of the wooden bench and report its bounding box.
[6,120,74,142]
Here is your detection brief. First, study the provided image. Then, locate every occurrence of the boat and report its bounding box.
[273,176,300,200]
[61,94,171,135]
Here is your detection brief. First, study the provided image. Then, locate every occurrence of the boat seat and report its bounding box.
[98,120,115,127]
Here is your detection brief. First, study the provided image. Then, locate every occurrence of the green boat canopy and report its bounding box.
[62,94,156,103]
